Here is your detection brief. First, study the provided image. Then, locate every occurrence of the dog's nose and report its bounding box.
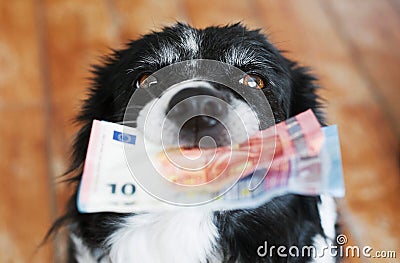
[166,87,228,129]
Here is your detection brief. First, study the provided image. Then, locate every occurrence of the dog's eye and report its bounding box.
[239,74,265,89]
[136,73,157,89]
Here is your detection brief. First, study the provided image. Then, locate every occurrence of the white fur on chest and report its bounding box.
[106,209,219,263]
[72,197,338,263]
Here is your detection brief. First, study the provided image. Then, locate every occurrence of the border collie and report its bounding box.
[51,23,339,263]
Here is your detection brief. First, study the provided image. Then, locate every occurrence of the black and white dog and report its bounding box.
[53,23,338,262]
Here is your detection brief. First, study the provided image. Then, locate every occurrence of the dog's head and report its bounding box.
[72,23,323,168]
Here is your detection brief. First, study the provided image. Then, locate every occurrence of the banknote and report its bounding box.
[77,111,344,213]
[155,110,324,188]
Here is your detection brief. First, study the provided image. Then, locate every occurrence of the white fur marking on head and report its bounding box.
[139,27,200,66]
[180,27,199,55]
[106,209,219,263]
[224,46,256,67]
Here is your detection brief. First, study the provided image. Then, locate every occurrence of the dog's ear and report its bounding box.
[288,62,325,125]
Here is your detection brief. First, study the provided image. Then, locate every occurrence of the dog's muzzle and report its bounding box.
[165,83,231,148]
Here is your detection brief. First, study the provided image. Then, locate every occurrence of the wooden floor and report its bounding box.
[1,0,399,262]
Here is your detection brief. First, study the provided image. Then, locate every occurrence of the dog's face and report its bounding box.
[76,23,322,162]
[60,24,329,262]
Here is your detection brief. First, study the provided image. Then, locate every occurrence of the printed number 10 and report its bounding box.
[108,183,136,195]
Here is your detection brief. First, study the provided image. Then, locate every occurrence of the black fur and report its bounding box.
[51,23,333,262]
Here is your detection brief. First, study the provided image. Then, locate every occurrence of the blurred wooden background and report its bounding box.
[0,0,399,262]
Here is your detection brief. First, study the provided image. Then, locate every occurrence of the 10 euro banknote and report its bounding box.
[77,110,345,213]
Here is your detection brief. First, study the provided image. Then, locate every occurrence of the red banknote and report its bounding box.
[156,110,324,188]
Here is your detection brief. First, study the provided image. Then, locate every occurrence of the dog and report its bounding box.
[51,23,339,263]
